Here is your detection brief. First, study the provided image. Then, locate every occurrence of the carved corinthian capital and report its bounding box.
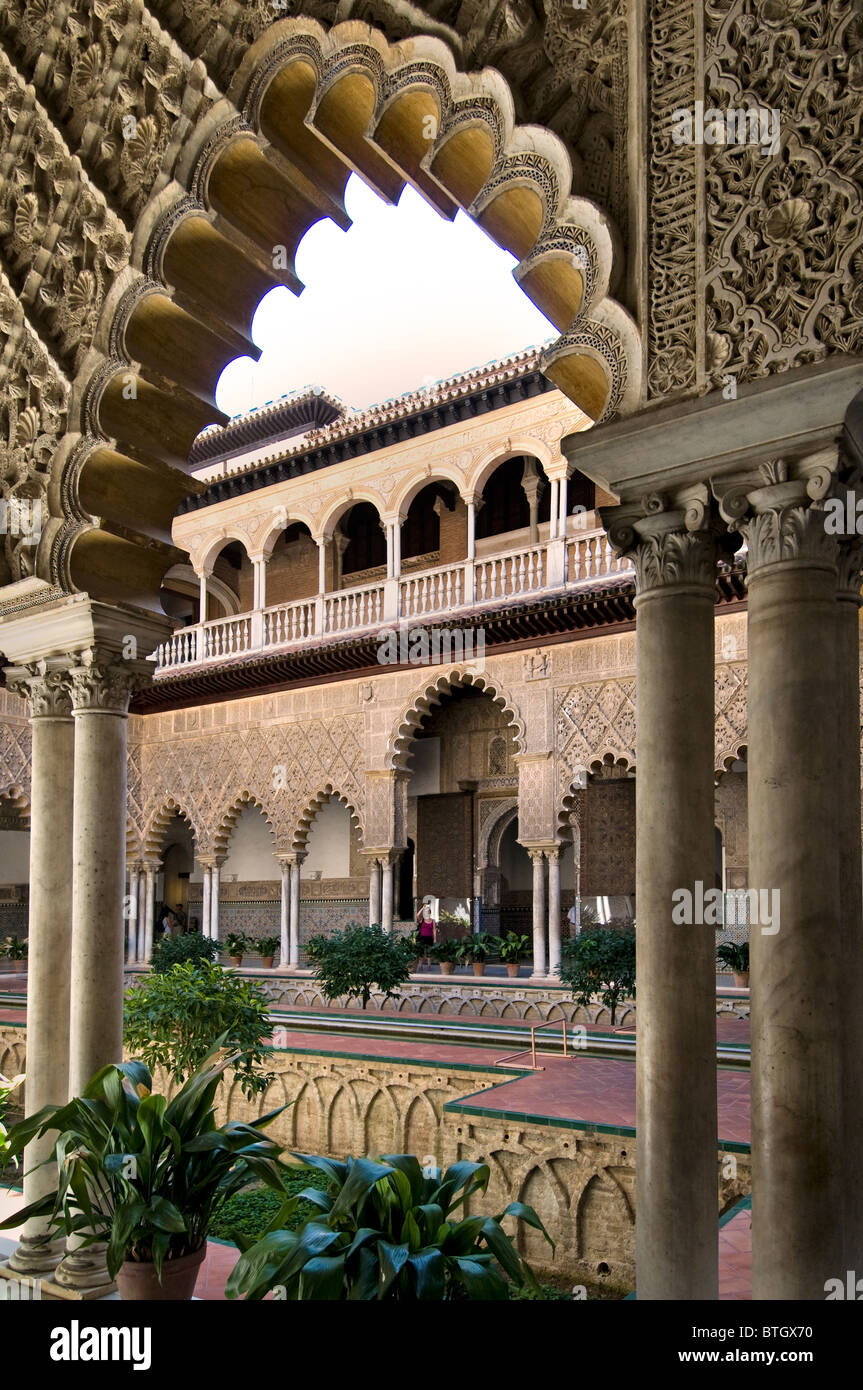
[601,485,718,599]
[68,647,141,715]
[744,505,838,577]
[5,661,72,718]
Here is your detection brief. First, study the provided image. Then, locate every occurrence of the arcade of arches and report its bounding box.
[0,1,862,1306]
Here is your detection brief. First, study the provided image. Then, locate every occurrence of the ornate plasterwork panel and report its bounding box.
[554,677,637,813]
[703,0,863,384]
[714,659,747,772]
[134,711,366,854]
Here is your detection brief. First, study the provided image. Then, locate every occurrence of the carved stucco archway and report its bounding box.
[142,795,202,860]
[291,783,365,853]
[387,665,526,770]
[44,18,640,614]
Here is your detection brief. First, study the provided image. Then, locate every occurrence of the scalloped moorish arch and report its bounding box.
[142,796,202,860]
[212,790,278,858]
[386,666,526,770]
[48,17,641,613]
[291,783,364,853]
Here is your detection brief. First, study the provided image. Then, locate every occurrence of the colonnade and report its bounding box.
[366,850,399,932]
[596,443,863,1301]
[0,611,165,1295]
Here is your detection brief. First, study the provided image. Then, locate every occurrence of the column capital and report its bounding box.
[197,854,225,870]
[711,450,843,579]
[68,646,149,715]
[5,658,73,718]
[602,485,720,598]
[275,850,306,868]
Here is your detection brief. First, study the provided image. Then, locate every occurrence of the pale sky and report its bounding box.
[215,173,555,417]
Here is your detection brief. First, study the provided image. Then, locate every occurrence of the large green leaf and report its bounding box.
[297,1254,346,1301]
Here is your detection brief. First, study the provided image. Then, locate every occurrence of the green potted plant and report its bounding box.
[255,935,280,969]
[717,940,749,988]
[0,1070,24,1174]
[1,936,27,974]
[429,937,460,975]
[498,931,530,978]
[454,933,498,976]
[225,1153,553,1301]
[222,931,248,967]
[0,1048,288,1300]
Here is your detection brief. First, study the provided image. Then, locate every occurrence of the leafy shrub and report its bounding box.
[306,923,414,1009]
[0,936,27,960]
[0,1071,24,1171]
[454,933,498,964]
[211,1168,329,1243]
[150,932,219,974]
[429,937,460,963]
[559,925,636,1027]
[222,932,249,958]
[498,931,530,964]
[0,1051,287,1279]
[123,959,276,1099]
[226,1154,552,1301]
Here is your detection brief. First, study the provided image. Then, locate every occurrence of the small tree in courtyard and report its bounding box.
[150,931,219,974]
[306,923,415,1010]
[123,959,275,1099]
[558,924,636,1028]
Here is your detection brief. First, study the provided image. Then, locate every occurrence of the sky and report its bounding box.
[215,173,555,418]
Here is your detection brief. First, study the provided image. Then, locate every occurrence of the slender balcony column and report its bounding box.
[368,857,381,925]
[277,857,291,967]
[2,663,73,1280]
[56,648,142,1296]
[529,850,547,977]
[317,538,327,592]
[393,517,402,580]
[210,860,222,944]
[558,474,569,538]
[289,858,302,966]
[198,569,209,624]
[200,864,212,938]
[548,479,560,539]
[142,863,156,961]
[728,472,846,1299]
[522,462,543,544]
[466,499,477,561]
[836,534,863,1271]
[547,847,562,976]
[603,493,719,1301]
[385,521,394,579]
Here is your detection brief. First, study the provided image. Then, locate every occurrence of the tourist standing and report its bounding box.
[415,903,437,970]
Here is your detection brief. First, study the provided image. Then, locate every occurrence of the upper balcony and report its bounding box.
[153,523,634,674]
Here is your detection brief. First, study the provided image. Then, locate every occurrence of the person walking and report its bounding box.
[415,902,437,970]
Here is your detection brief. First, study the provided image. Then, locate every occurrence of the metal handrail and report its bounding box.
[495,1016,569,1070]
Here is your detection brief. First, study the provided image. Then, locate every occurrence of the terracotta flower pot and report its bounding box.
[11,960,26,974]
[260,956,275,969]
[472,961,486,976]
[733,970,750,988]
[116,1244,206,1301]
[228,955,243,967]
[505,963,520,978]
[439,961,455,975]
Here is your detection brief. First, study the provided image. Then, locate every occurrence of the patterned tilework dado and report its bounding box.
[581,780,635,898]
[0,903,26,938]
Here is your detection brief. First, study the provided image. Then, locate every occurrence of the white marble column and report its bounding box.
[278,857,290,967]
[143,864,155,961]
[548,478,560,539]
[201,864,212,938]
[608,500,719,1301]
[2,663,74,1279]
[547,847,562,976]
[289,859,301,966]
[317,538,327,592]
[558,474,568,538]
[126,866,141,964]
[381,855,395,933]
[56,649,139,1295]
[466,499,477,561]
[210,861,221,943]
[369,858,381,926]
[198,570,208,624]
[393,518,402,579]
[529,850,547,977]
